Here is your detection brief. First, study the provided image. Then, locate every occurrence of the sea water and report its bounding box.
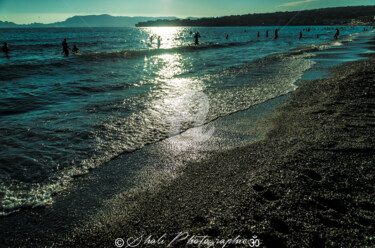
[0,26,370,215]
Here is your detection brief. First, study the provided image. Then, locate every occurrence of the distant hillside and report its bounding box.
[136,6,375,27]
[0,15,178,28]
[0,21,19,28]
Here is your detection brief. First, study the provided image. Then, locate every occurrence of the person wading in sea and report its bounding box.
[2,42,9,54]
[157,36,161,48]
[194,32,201,45]
[334,28,340,40]
[2,42,9,58]
[62,38,70,56]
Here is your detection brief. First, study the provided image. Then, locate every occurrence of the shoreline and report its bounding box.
[58,47,375,246]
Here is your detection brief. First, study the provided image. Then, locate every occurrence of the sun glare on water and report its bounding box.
[146,27,181,49]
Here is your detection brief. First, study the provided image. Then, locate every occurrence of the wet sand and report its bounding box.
[55,48,375,247]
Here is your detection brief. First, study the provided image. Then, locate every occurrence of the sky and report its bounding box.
[0,0,374,24]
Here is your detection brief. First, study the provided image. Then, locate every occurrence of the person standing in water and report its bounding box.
[266,30,269,38]
[2,42,9,54]
[274,29,279,40]
[226,34,229,40]
[194,32,201,45]
[62,38,70,56]
[334,28,340,40]
[157,36,161,48]
[257,31,260,38]
[299,31,303,39]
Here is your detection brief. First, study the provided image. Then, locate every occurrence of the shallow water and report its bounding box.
[0,26,372,215]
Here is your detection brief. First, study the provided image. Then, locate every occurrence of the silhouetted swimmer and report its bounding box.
[274,29,279,40]
[62,38,69,56]
[72,45,79,54]
[2,42,9,54]
[266,30,269,38]
[244,29,247,33]
[317,34,320,39]
[226,34,229,40]
[257,32,260,38]
[194,32,201,45]
[299,31,303,39]
[334,28,340,40]
[157,36,161,48]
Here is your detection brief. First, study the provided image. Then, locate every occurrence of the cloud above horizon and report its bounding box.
[278,0,320,8]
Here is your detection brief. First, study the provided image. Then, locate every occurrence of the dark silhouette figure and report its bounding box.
[226,34,229,40]
[2,42,9,54]
[62,39,69,56]
[299,31,303,39]
[266,30,269,38]
[194,32,201,45]
[257,32,260,38]
[244,29,247,33]
[274,29,279,40]
[317,34,320,39]
[334,28,340,40]
[72,45,79,54]
[157,36,161,48]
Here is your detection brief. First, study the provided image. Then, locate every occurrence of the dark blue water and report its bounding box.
[0,26,371,216]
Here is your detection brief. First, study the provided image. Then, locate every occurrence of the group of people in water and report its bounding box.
[61,38,79,56]
[225,29,280,40]
[2,26,373,57]
[2,39,79,57]
[149,35,162,48]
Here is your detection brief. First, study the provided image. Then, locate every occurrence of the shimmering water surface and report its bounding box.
[0,26,372,215]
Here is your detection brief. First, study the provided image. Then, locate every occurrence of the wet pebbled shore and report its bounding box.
[55,51,375,248]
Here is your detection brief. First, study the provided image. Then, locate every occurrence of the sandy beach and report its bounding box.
[49,41,375,248]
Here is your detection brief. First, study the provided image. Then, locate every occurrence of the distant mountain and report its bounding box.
[0,15,178,28]
[0,21,19,28]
